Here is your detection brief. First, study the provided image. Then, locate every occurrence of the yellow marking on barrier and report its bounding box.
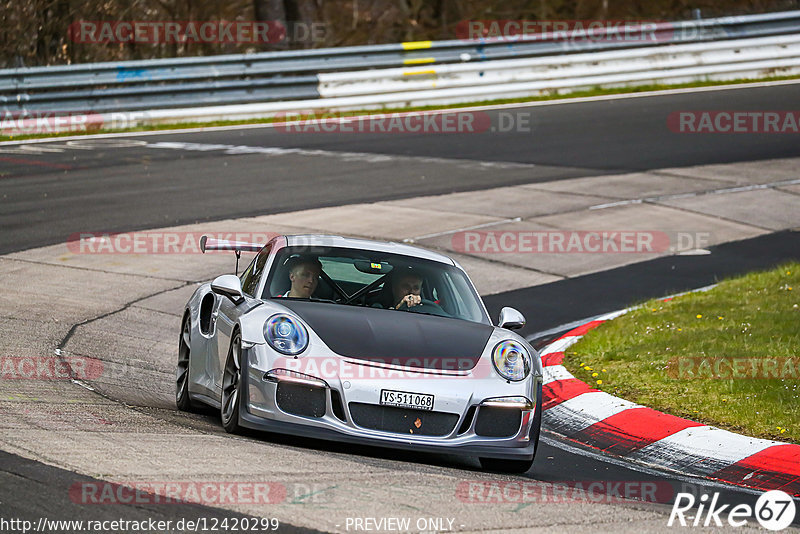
[402,41,432,50]
[403,57,436,65]
[402,69,437,76]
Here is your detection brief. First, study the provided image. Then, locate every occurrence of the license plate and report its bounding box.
[380,389,434,411]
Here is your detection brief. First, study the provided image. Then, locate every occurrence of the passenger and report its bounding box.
[282,256,322,298]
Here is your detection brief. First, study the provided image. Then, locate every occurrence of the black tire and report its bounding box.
[479,383,543,474]
[220,331,243,434]
[176,314,198,412]
[529,382,543,457]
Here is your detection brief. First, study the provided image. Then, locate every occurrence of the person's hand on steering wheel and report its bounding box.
[394,294,421,309]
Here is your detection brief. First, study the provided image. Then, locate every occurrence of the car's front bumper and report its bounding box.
[240,346,542,460]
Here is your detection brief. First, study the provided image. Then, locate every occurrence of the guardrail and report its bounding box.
[317,34,800,104]
[1,10,799,124]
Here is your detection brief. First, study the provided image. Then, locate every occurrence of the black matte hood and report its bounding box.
[277,300,493,371]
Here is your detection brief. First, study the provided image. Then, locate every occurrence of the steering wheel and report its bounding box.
[397,298,448,317]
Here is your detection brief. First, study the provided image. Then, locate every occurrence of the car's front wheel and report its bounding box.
[220,332,244,433]
[176,315,197,412]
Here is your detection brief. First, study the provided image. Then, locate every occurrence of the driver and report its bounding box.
[282,256,322,298]
[391,271,423,309]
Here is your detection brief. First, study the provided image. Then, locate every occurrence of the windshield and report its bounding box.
[264,246,489,325]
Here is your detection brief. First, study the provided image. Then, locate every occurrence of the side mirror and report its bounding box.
[498,307,525,330]
[211,274,244,303]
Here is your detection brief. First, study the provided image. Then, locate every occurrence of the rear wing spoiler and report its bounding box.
[199,235,267,274]
[199,236,265,253]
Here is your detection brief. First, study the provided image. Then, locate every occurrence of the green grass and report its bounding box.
[2,74,799,142]
[564,262,800,443]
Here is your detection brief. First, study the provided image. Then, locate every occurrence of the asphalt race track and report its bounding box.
[2,83,800,254]
[1,84,800,532]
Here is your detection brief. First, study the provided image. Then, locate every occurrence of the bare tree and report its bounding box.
[0,0,794,66]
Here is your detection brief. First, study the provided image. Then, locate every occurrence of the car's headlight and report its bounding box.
[264,314,308,355]
[492,340,531,381]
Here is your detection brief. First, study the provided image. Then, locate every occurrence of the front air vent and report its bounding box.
[275,382,326,418]
[348,403,458,437]
[474,406,522,438]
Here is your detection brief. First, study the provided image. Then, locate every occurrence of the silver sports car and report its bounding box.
[177,234,543,472]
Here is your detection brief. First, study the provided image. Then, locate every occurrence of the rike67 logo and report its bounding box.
[669,490,796,530]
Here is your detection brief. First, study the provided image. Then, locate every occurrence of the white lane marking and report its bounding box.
[543,365,575,385]
[0,141,143,154]
[528,314,611,343]
[144,140,538,168]
[540,335,580,356]
[1,78,799,147]
[544,391,640,433]
[71,380,96,391]
[67,139,148,149]
[590,178,800,210]
[628,426,782,476]
[40,143,96,150]
[678,248,711,255]
[597,309,628,321]
[18,144,67,153]
[7,137,520,168]
[0,144,66,154]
